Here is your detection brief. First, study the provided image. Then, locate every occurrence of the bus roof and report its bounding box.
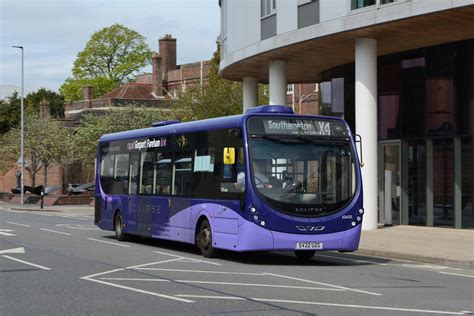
[99,113,246,143]
[98,105,346,143]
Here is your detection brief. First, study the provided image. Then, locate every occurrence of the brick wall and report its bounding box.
[0,164,64,194]
[286,83,320,115]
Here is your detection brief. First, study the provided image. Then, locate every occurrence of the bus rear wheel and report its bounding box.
[294,250,315,261]
[196,219,218,258]
[114,212,128,242]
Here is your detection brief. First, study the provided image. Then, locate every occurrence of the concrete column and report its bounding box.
[355,38,378,231]
[426,139,434,227]
[269,60,287,105]
[243,76,258,113]
[454,137,462,229]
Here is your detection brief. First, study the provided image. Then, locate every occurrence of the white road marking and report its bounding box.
[175,280,345,291]
[315,253,389,266]
[81,259,194,303]
[82,259,183,280]
[174,295,467,314]
[86,238,130,247]
[132,268,264,276]
[0,229,15,236]
[2,255,51,270]
[0,247,25,255]
[99,278,170,282]
[250,298,465,315]
[6,221,30,227]
[264,272,382,296]
[176,294,245,300]
[56,224,98,230]
[127,258,183,269]
[81,277,194,303]
[153,250,221,266]
[402,264,462,271]
[40,228,71,236]
[438,271,474,278]
[81,268,125,279]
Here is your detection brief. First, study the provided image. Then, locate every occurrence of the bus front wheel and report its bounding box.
[294,250,315,261]
[196,219,219,258]
[114,212,128,242]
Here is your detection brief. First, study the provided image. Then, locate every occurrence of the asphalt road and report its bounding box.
[1,206,473,315]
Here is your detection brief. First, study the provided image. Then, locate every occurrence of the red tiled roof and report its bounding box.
[100,83,156,100]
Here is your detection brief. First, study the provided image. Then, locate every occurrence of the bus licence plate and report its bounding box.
[295,242,323,250]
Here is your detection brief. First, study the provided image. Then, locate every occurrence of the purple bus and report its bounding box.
[95,105,364,259]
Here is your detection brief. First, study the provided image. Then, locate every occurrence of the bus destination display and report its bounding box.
[249,118,349,137]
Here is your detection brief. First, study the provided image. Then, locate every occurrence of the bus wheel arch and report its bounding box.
[195,216,219,258]
[114,209,128,241]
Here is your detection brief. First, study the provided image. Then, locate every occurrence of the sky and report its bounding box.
[0,0,220,93]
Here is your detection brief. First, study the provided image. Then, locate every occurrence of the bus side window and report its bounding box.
[100,153,115,194]
[114,153,130,195]
[139,151,155,195]
[155,152,172,195]
[173,152,192,196]
[221,147,245,193]
[129,153,139,195]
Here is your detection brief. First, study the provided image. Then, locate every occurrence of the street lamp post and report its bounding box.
[12,45,24,205]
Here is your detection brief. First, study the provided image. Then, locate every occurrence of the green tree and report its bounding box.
[172,44,268,121]
[0,126,42,188]
[60,24,153,101]
[0,127,21,174]
[0,115,74,187]
[25,115,72,187]
[1,89,66,135]
[0,92,20,134]
[60,77,118,102]
[26,88,65,118]
[73,106,170,162]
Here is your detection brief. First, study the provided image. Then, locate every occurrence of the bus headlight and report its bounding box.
[351,221,356,227]
[250,207,257,213]
[260,220,266,226]
[356,216,361,222]
[358,208,364,215]
[253,215,259,221]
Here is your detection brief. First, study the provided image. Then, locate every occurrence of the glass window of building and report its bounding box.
[261,0,276,17]
[261,0,276,40]
[298,0,319,29]
[351,0,375,10]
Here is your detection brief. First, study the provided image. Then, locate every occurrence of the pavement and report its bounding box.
[2,201,473,268]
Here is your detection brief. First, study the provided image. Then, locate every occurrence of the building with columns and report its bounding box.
[218,0,474,230]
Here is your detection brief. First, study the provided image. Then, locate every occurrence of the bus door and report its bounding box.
[153,152,173,237]
[127,153,138,233]
[136,151,155,237]
[169,153,192,235]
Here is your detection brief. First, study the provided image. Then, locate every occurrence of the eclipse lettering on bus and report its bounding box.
[127,137,167,151]
[295,207,325,213]
[137,203,161,213]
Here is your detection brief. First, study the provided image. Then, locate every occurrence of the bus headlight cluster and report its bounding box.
[249,206,266,227]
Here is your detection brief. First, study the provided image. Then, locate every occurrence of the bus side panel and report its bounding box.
[189,201,242,250]
[110,196,130,232]
[168,198,192,243]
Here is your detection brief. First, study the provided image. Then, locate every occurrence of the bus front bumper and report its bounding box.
[230,221,362,252]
